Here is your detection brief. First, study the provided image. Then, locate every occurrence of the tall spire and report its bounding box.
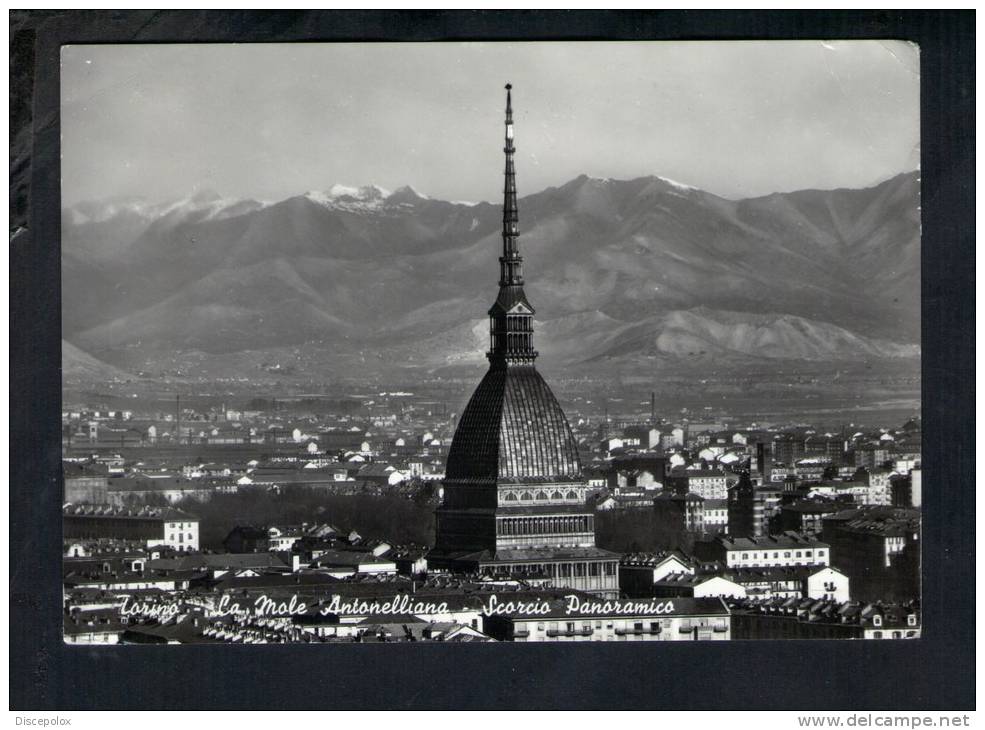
[501,83,520,286]
[488,83,537,366]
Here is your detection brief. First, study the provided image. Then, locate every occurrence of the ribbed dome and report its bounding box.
[445,365,582,481]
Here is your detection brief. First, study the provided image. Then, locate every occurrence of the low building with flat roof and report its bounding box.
[694,532,830,570]
[63,504,200,551]
[728,596,919,640]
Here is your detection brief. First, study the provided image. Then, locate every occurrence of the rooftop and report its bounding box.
[727,596,920,629]
[619,550,692,568]
[445,366,582,482]
[824,506,921,536]
[719,532,828,551]
[62,504,197,522]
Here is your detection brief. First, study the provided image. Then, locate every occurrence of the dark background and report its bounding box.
[9,10,975,710]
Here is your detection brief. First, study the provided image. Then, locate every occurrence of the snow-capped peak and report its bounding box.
[305,184,394,212]
[326,184,360,198]
[157,191,266,222]
[387,185,430,202]
[326,183,391,200]
[656,176,698,193]
[65,197,155,225]
[402,185,429,200]
[67,191,265,225]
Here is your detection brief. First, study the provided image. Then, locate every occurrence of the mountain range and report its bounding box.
[61,172,920,382]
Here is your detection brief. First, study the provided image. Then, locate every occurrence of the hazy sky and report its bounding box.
[61,41,919,206]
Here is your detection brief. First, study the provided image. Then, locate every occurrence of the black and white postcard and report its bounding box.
[58,39,926,646]
[10,7,979,714]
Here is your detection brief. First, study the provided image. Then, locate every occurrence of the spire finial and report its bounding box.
[501,84,518,271]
